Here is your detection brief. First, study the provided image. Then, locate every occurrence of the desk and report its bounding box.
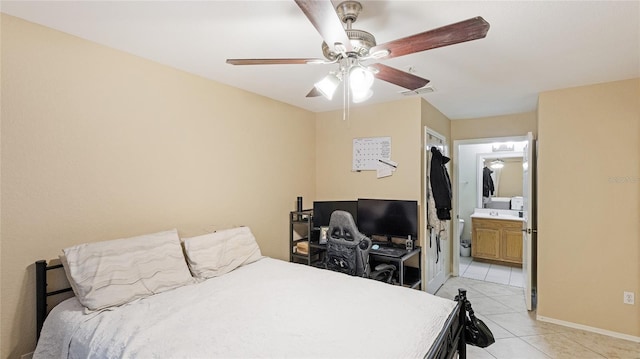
[369,246,421,289]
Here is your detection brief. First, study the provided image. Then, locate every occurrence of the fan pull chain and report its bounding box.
[343,70,347,121]
[342,66,350,121]
[347,70,351,122]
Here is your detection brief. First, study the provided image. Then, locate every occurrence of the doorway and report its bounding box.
[423,127,448,294]
[452,135,536,309]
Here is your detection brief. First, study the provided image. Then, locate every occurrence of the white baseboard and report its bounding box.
[537,315,640,343]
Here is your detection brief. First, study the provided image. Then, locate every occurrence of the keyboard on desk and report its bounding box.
[370,246,408,257]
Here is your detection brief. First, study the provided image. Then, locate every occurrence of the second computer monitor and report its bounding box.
[312,200,358,228]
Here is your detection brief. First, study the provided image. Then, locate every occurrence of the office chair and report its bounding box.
[324,210,396,283]
[370,263,397,284]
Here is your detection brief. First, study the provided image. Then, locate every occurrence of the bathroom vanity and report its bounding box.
[470,210,523,265]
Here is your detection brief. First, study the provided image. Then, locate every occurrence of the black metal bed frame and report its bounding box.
[35,259,468,358]
[426,290,468,359]
[35,260,73,340]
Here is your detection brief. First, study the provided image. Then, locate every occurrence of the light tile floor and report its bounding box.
[435,276,640,358]
[459,255,524,287]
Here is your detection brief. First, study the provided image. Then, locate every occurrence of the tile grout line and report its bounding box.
[460,257,525,288]
[555,332,611,358]
[520,333,608,358]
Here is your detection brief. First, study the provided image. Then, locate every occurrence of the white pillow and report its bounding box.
[58,254,80,297]
[62,229,194,312]
[182,226,263,280]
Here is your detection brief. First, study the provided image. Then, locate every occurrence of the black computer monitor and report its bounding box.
[357,198,418,240]
[312,200,358,228]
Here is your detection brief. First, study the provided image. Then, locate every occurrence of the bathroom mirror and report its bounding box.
[477,152,524,209]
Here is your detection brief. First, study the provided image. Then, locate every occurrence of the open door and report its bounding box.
[424,127,448,294]
[522,132,537,310]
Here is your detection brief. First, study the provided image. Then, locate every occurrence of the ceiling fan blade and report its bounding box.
[306,87,322,97]
[370,63,430,91]
[294,0,353,52]
[226,58,326,65]
[371,17,490,60]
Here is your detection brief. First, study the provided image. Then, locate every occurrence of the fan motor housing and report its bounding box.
[322,29,376,60]
[322,1,376,61]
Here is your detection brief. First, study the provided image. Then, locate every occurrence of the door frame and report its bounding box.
[423,126,448,294]
[523,132,537,310]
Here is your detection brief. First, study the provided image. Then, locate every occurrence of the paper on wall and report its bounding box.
[376,159,397,179]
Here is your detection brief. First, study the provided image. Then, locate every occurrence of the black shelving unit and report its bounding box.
[289,210,326,266]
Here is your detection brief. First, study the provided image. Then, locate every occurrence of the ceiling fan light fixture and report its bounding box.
[349,66,374,93]
[314,73,341,100]
[227,0,490,109]
[352,88,373,103]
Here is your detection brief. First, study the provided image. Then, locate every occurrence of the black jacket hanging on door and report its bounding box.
[430,147,452,220]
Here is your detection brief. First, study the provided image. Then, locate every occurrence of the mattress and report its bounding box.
[34,257,456,359]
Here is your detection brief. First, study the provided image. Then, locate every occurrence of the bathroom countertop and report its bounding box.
[470,212,524,222]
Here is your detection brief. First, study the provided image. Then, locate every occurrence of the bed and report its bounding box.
[33,228,469,359]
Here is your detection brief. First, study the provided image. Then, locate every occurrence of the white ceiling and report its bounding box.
[2,0,639,119]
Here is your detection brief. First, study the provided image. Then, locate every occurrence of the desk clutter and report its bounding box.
[294,240,309,255]
[370,245,409,257]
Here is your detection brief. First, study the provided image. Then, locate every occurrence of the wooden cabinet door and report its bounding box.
[473,227,500,259]
[502,228,523,263]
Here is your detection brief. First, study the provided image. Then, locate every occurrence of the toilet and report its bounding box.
[459,219,471,256]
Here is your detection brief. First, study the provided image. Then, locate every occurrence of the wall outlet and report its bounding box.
[623,291,635,305]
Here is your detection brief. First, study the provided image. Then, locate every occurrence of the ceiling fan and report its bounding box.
[227,0,490,103]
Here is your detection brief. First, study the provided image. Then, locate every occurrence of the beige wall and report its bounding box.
[421,99,451,142]
[495,159,524,197]
[537,78,640,337]
[1,15,316,358]
[451,111,537,141]
[315,98,422,202]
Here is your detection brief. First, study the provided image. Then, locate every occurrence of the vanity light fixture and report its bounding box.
[492,142,515,152]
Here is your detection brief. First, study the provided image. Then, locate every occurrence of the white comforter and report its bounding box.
[35,257,456,359]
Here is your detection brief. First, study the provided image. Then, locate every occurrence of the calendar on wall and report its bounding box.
[352,136,392,171]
